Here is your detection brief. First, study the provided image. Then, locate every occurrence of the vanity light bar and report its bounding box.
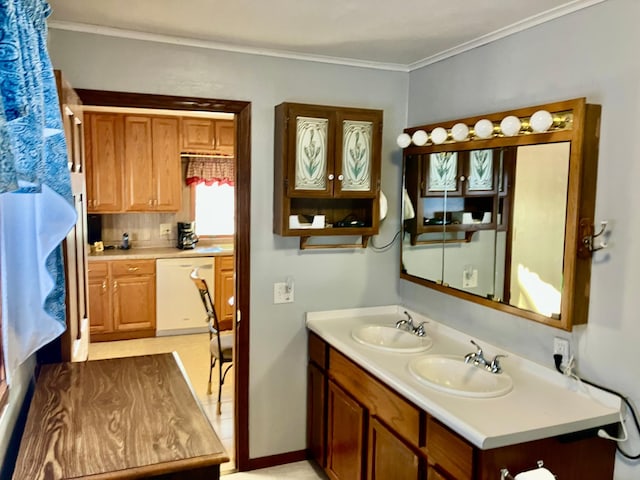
[397,110,574,148]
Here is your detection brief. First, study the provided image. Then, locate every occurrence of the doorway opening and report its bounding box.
[76,89,251,473]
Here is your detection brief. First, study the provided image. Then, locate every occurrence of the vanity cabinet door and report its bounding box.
[111,260,156,332]
[307,362,326,468]
[87,262,112,335]
[367,417,420,480]
[326,380,365,480]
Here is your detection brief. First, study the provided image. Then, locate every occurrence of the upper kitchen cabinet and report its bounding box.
[85,112,124,212]
[273,102,383,248]
[124,115,181,211]
[181,117,235,156]
[84,112,182,213]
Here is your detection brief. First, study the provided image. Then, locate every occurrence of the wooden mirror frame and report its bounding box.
[400,98,601,331]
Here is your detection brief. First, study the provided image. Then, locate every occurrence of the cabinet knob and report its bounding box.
[460,175,466,182]
[148,199,153,206]
[338,174,344,181]
[328,174,334,180]
[102,280,107,292]
[127,267,140,272]
[113,280,118,291]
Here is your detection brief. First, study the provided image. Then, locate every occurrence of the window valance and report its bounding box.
[185,156,235,186]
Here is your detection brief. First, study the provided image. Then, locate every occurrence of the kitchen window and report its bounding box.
[193,182,235,237]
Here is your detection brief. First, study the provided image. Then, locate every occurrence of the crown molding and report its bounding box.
[47,20,410,73]
[48,0,605,74]
[408,0,607,71]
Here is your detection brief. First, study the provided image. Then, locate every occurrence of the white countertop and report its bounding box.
[306,305,621,450]
[88,245,233,261]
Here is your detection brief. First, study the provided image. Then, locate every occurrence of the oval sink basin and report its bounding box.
[408,355,513,398]
[351,325,432,353]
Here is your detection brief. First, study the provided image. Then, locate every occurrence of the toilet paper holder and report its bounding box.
[500,460,552,480]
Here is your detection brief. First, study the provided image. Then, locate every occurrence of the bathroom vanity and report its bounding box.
[306,306,619,480]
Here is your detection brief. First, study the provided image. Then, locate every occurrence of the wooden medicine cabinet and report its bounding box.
[400,98,602,331]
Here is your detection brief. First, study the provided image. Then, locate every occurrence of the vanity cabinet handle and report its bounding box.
[102,280,107,292]
[113,280,118,291]
[127,267,140,272]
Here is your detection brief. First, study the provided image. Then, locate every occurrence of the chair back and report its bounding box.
[190,268,223,341]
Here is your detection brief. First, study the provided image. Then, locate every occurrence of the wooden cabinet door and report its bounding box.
[215,119,235,155]
[112,273,156,332]
[123,115,154,211]
[334,109,381,199]
[87,263,112,335]
[215,256,235,331]
[367,417,420,480]
[85,113,123,212]
[327,380,365,480]
[151,117,181,211]
[182,118,215,151]
[308,362,327,468]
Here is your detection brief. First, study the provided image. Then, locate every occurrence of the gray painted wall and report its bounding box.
[403,0,640,478]
[46,31,408,459]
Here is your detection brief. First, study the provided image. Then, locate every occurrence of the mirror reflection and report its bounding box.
[402,142,570,319]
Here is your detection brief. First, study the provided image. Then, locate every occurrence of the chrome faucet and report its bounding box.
[464,340,487,367]
[464,340,506,374]
[395,311,415,332]
[396,311,428,337]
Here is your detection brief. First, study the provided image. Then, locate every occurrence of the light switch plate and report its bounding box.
[273,282,294,304]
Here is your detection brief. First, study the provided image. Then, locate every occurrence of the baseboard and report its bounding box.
[245,449,308,471]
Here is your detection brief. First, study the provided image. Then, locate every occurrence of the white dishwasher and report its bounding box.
[156,257,214,336]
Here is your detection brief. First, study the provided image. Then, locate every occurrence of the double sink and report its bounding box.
[351,324,513,399]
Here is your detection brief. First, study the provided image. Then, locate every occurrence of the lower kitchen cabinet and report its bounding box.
[307,332,616,480]
[88,260,156,341]
[214,255,235,331]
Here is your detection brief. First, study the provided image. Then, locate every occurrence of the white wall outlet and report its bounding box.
[553,337,570,368]
[159,223,172,236]
[273,282,294,304]
[462,268,478,288]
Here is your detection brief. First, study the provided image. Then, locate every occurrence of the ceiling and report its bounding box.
[47,0,605,71]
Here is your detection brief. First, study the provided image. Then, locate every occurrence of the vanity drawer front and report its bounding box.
[329,348,420,448]
[111,259,155,276]
[308,332,328,370]
[88,261,108,279]
[425,416,473,480]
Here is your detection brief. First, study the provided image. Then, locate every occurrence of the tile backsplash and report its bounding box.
[99,185,192,248]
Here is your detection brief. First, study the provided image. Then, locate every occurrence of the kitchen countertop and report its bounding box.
[88,244,234,261]
[306,305,621,450]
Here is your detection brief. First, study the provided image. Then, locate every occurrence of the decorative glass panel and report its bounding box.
[341,120,372,191]
[468,149,493,191]
[428,152,458,192]
[295,116,328,190]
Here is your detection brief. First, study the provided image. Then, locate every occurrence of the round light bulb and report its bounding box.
[500,115,522,136]
[430,127,448,145]
[530,110,553,133]
[396,133,411,148]
[411,129,429,146]
[451,123,469,142]
[474,119,494,139]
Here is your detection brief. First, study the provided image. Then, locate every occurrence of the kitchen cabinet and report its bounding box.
[84,112,181,213]
[274,103,383,248]
[307,333,616,480]
[88,260,156,341]
[123,115,181,211]
[181,117,235,156]
[85,112,124,212]
[214,255,235,331]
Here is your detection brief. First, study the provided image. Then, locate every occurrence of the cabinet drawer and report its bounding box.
[308,332,327,369]
[87,261,108,279]
[111,260,155,276]
[329,348,420,448]
[425,416,473,480]
[218,255,234,270]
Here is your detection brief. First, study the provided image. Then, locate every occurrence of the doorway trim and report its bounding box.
[76,89,251,471]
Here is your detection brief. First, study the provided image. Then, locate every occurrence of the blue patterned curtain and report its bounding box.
[0,0,76,377]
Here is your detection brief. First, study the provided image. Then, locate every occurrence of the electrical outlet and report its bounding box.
[462,269,478,288]
[159,223,172,236]
[553,337,570,367]
[273,282,294,304]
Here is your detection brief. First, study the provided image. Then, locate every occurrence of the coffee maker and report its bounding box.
[177,221,199,249]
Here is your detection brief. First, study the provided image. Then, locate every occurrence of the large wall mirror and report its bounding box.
[400,98,601,331]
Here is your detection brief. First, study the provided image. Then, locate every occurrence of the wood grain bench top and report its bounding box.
[12,353,228,479]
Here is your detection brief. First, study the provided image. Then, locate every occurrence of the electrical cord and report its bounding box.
[554,354,640,459]
[370,229,401,251]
